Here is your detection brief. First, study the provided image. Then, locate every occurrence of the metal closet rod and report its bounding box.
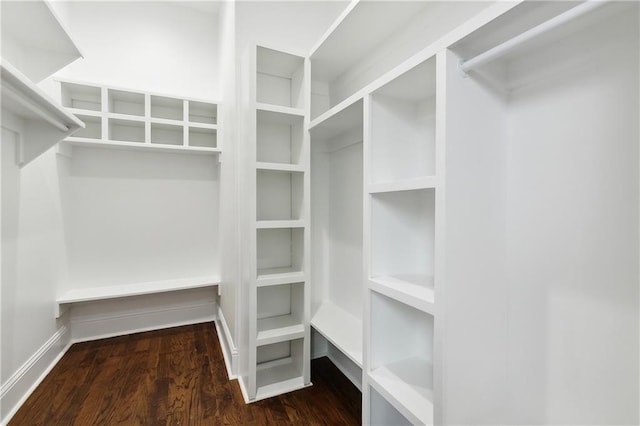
[460,0,609,73]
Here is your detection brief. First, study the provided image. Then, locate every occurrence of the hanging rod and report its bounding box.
[460,0,609,73]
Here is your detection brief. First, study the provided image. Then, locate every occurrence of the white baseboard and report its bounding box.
[69,288,217,343]
[215,306,239,379]
[0,326,72,426]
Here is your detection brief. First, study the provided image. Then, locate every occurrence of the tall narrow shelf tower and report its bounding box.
[243,45,310,401]
[364,55,440,425]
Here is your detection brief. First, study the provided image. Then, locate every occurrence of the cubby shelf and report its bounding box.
[368,357,434,426]
[257,316,305,346]
[58,79,220,155]
[311,301,363,367]
[256,220,305,229]
[256,103,305,118]
[256,162,305,173]
[368,176,436,194]
[256,356,306,401]
[369,275,435,315]
[256,267,305,286]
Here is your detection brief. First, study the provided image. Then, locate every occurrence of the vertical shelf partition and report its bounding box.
[246,45,310,402]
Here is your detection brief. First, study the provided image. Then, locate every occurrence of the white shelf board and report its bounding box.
[256,162,305,173]
[369,275,435,315]
[369,357,434,426]
[64,138,221,155]
[309,1,431,82]
[255,358,306,401]
[257,44,305,78]
[368,176,436,194]
[311,301,362,367]
[256,102,305,119]
[149,117,185,126]
[66,108,102,118]
[256,220,305,229]
[56,275,220,317]
[1,0,82,82]
[107,112,147,123]
[256,268,305,287]
[1,61,84,166]
[309,98,363,141]
[257,315,305,346]
[188,122,218,130]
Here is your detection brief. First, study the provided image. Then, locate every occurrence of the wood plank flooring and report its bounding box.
[9,323,361,425]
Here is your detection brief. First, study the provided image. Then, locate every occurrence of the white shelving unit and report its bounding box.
[244,45,310,402]
[308,0,491,120]
[58,79,220,155]
[309,98,364,388]
[0,0,84,167]
[369,292,434,425]
[1,62,84,167]
[363,51,441,425]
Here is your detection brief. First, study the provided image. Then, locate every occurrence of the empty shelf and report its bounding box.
[256,267,305,287]
[256,220,305,229]
[369,356,434,426]
[257,315,305,346]
[255,358,306,401]
[369,275,435,315]
[311,301,362,366]
[368,176,436,194]
[56,275,220,317]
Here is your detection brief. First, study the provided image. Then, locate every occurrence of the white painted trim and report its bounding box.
[0,326,72,426]
[215,306,239,379]
[327,350,362,392]
[69,301,216,343]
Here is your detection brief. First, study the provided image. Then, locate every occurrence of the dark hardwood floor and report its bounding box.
[9,323,361,425]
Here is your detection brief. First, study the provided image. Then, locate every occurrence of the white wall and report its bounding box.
[61,147,219,291]
[56,1,219,100]
[1,128,70,423]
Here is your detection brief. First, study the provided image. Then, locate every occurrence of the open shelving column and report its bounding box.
[364,55,440,425]
[247,45,310,401]
[309,99,364,389]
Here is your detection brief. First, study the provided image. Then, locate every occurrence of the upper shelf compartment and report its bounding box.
[59,79,220,155]
[256,46,305,111]
[1,0,82,83]
[1,61,84,166]
[309,0,492,120]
